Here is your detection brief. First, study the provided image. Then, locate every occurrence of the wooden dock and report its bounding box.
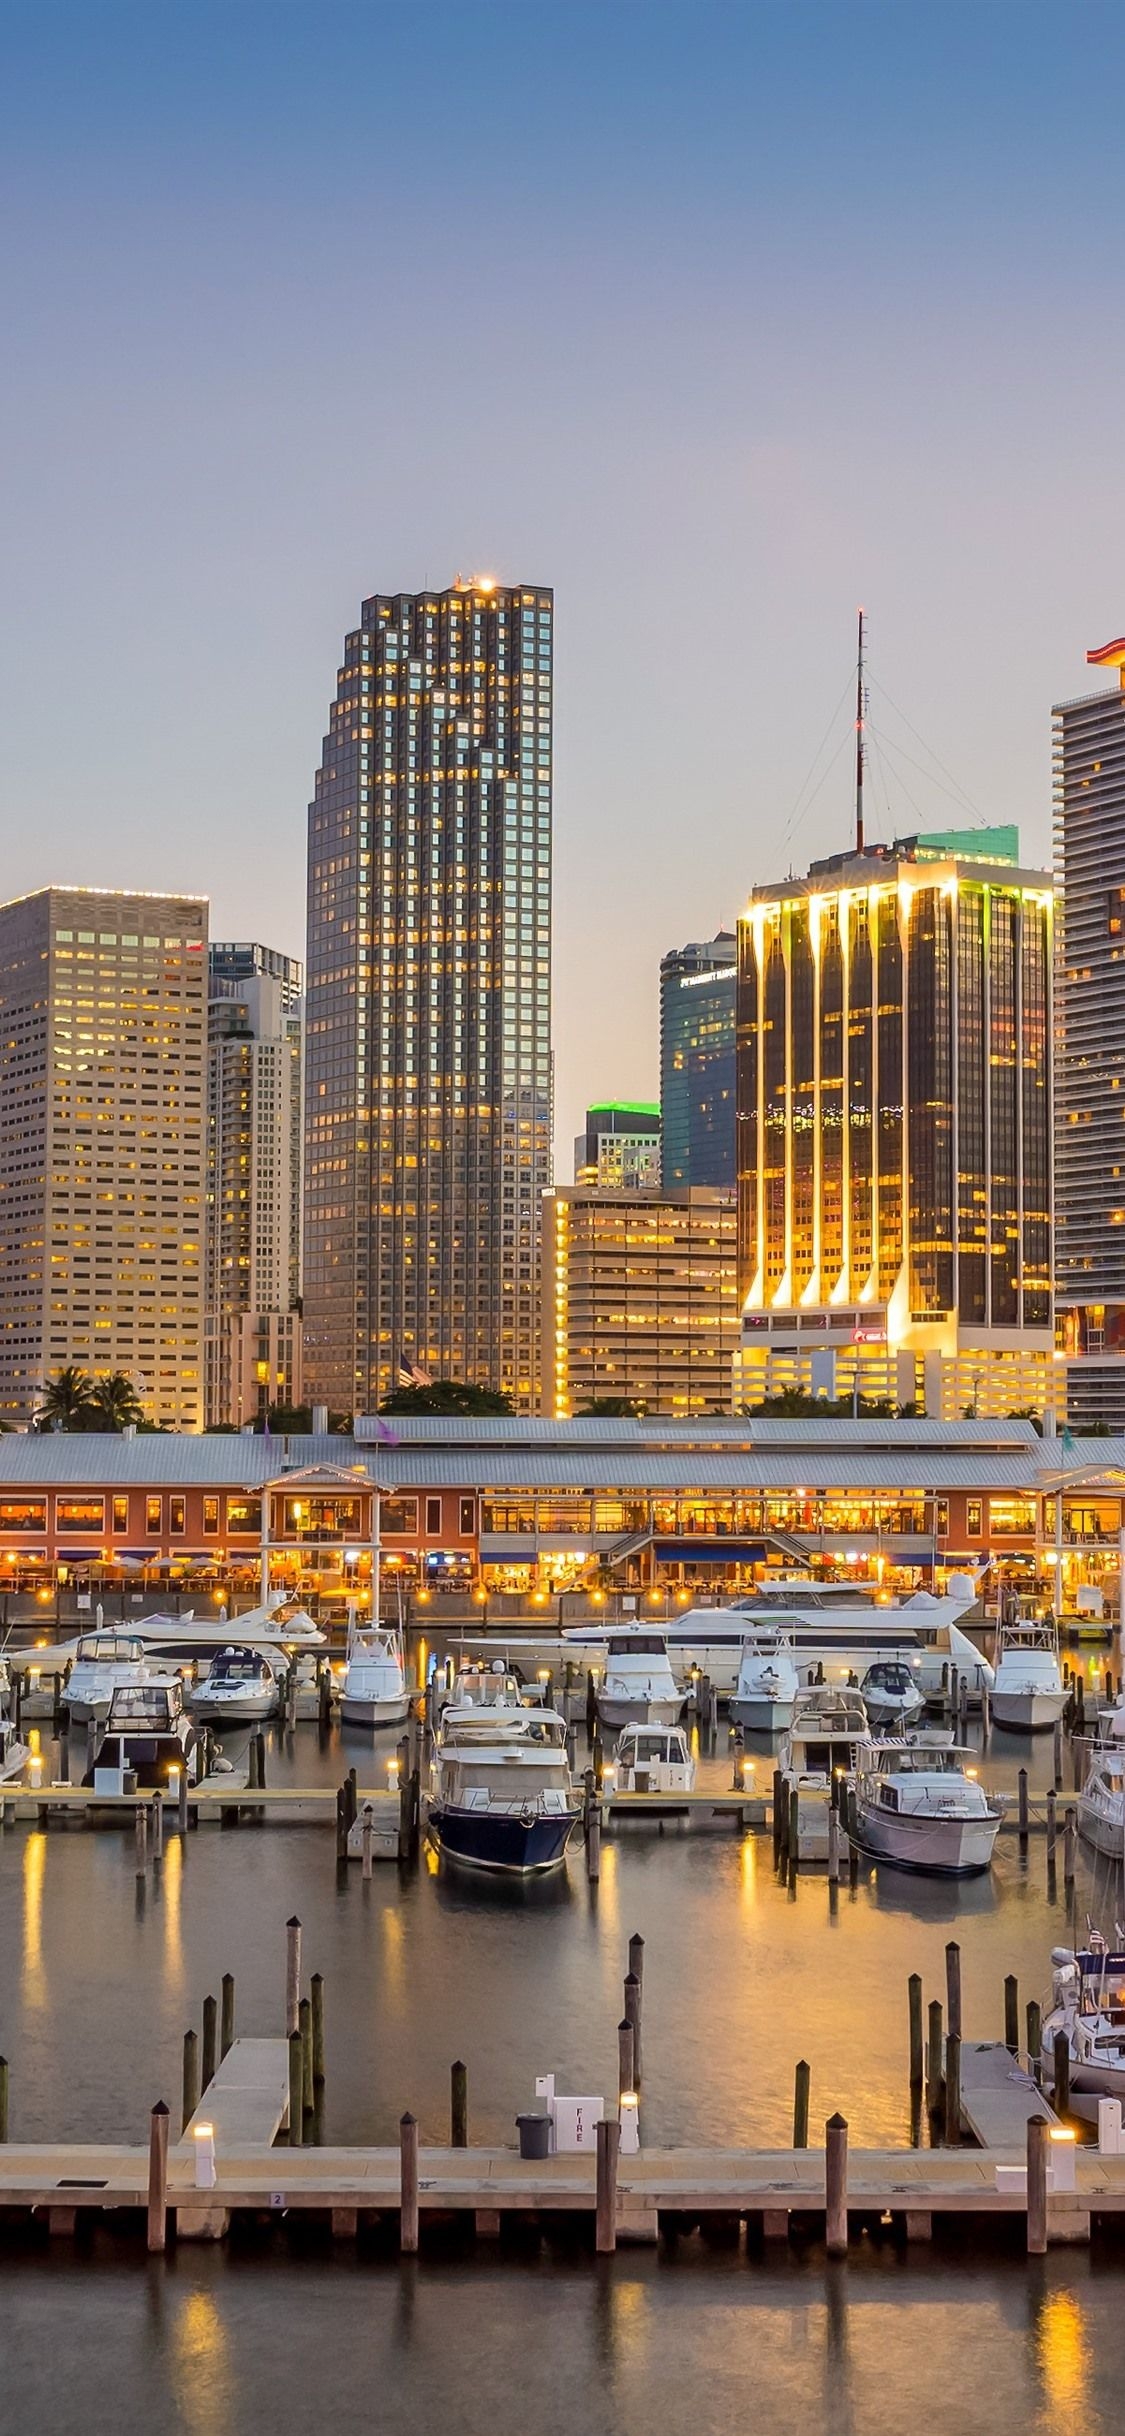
[958,2042,1059,2147]
[178,2039,291,2152]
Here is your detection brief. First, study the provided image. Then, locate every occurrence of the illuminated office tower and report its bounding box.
[205,943,304,1428]
[543,1184,739,1416]
[660,934,736,1187]
[0,886,207,1429]
[1055,638,1125,1426]
[734,835,1055,1417]
[304,578,552,1414]
[574,1104,661,1189]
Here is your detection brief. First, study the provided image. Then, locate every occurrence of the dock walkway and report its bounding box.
[177,2038,291,2153]
[958,2042,1058,2146]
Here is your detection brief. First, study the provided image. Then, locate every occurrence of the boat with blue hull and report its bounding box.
[426,1667,578,1878]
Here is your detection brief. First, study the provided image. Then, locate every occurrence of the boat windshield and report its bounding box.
[864,1663,915,1692]
[75,1637,144,1664]
[1078,1953,1125,2018]
[107,1685,180,1725]
[621,1731,683,1762]
[877,1748,970,1776]
[607,1637,667,1657]
[213,1653,263,1682]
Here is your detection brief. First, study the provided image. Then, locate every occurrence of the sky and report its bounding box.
[2,1,1125,1160]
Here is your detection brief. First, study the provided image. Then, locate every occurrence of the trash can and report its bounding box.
[122,1768,138,1795]
[516,2112,551,2160]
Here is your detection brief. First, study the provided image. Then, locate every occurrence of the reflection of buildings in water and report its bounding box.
[161,1831,184,1990]
[1035,2289,1094,2428]
[22,1830,45,2009]
[173,2291,231,2436]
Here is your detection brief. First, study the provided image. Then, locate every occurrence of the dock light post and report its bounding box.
[1049,2126,1077,2191]
[619,2091,640,2155]
[192,2123,216,2189]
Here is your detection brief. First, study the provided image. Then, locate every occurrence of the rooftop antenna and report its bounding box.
[855,606,866,855]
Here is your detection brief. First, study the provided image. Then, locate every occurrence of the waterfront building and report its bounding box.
[205,942,304,1428]
[0,1411,1120,1614]
[304,577,553,1416]
[0,885,207,1431]
[542,1184,739,1416]
[660,934,736,1188]
[1054,639,1125,1429]
[573,1103,661,1189]
[735,834,1055,1418]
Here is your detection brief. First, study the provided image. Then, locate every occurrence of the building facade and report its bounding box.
[573,1103,661,1189]
[735,840,1055,1417]
[660,934,736,1188]
[205,943,304,1427]
[543,1184,739,1416]
[304,578,553,1415]
[1054,640,1125,1428]
[0,886,207,1431]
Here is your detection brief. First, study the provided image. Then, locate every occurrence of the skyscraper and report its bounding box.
[543,1184,739,1416]
[0,886,207,1430]
[1055,638,1125,1426]
[660,935,736,1188]
[735,836,1055,1417]
[205,942,304,1428]
[573,1103,661,1189]
[304,578,552,1414]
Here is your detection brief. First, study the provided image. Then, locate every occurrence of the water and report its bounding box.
[3,1711,1124,2435]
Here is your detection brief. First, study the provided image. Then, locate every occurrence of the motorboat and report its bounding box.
[730,1628,799,1731]
[595,1632,684,1732]
[340,1623,411,1729]
[1042,1936,1125,2098]
[860,1658,926,1734]
[82,1679,201,1791]
[22,1592,327,1681]
[779,1687,873,1861]
[63,1632,160,1725]
[851,1742,1002,1876]
[990,1617,1067,1732]
[426,1677,578,1876]
[1077,1704,1125,1860]
[610,1722,695,1794]
[0,1715,30,1784]
[189,1645,280,1726]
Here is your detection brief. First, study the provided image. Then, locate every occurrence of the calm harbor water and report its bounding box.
[3,1708,1124,2435]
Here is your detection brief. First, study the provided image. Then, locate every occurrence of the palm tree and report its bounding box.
[86,1372,145,1433]
[35,1366,94,1432]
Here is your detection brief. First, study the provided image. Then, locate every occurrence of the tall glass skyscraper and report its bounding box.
[660,935,736,1187]
[304,578,553,1415]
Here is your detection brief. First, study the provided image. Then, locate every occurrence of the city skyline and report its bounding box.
[5,5,1125,1157]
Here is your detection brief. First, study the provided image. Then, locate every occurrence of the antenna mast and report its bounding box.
[855,606,866,855]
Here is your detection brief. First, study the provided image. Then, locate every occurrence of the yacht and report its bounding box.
[189,1645,280,1726]
[1077,1705,1125,1861]
[851,1742,1002,1876]
[779,1686,873,1860]
[340,1623,411,1730]
[23,1592,326,1681]
[610,1722,695,1794]
[0,1716,30,1784]
[730,1628,799,1731]
[427,1677,578,1876]
[1042,1936,1125,2099]
[860,1659,926,1734]
[595,1631,684,1732]
[990,1617,1067,1732]
[82,1678,201,1791]
[64,1632,160,1726]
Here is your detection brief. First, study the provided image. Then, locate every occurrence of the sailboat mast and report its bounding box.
[855,606,866,855]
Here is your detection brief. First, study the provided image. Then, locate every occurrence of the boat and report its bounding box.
[82,1679,201,1791]
[340,1623,411,1729]
[426,1673,578,1876]
[851,1742,1002,1876]
[860,1658,926,1734]
[0,1715,30,1784]
[779,1686,873,1860]
[1041,1936,1125,2098]
[16,1592,327,1681]
[610,1722,695,1794]
[595,1631,684,1731]
[990,1616,1067,1732]
[729,1627,799,1731]
[189,1645,280,1726]
[1077,1704,1125,1859]
[63,1632,161,1725]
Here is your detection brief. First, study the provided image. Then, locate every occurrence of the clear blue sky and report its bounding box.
[2,2,1124,1156]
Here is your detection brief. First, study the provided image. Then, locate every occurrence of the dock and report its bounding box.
[958,2042,1059,2147]
[178,2038,291,2152]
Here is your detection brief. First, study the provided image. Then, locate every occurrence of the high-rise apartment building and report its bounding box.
[543,1185,739,1415]
[0,886,207,1430]
[734,836,1055,1417]
[1055,638,1125,1427]
[205,943,304,1428]
[304,578,552,1414]
[660,935,736,1188]
[573,1103,661,1189]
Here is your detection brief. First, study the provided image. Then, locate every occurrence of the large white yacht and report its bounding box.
[595,1631,684,1732]
[340,1623,411,1730]
[426,1667,577,1876]
[1077,1701,1125,1860]
[779,1686,873,1860]
[990,1617,1067,1732]
[852,1743,1002,1876]
[729,1627,799,1731]
[64,1632,161,1726]
[22,1591,326,1682]
[189,1645,281,1726]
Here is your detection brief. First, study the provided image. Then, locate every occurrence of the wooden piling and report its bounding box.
[135,1802,148,1881]
[1064,1806,1077,1888]
[944,2032,961,2146]
[362,1809,373,1878]
[1027,1999,1042,2085]
[400,2112,419,2252]
[1054,2028,1071,2118]
[335,1786,348,1864]
[451,2059,468,2147]
[285,1916,301,2036]
[825,2113,848,2256]
[311,1973,326,2086]
[908,1974,924,2091]
[299,1995,314,2114]
[1046,1789,1057,1866]
[944,1942,962,2040]
[1053,1717,1063,1790]
[628,1931,645,1996]
[596,2116,619,2254]
[220,1972,235,2061]
[1027,2114,1048,2256]
[177,1761,189,1834]
[0,2055,8,2142]
[773,1767,785,1855]
[788,1782,801,1863]
[146,2101,169,2254]
[1004,1975,1019,2057]
[586,1800,601,1882]
[151,1791,163,1867]
[624,1969,642,2084]
[827,1806,841,1883]
[1018,1769,1030,1849]
[181,2029,199,2134]
[201,1994,217,2094]
[926,2000,944,2115]
[793,2058,810,2148]
[287,2029,304,2146]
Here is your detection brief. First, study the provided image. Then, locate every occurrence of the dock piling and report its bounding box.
[586,1800,601,1881]
[311,1973,325,2086]
[1027,2114,1048,2255]
[628,1931,645,1995]
[0,2054,8,2142]
[908,1974,924,2092]
[926,2000,944,2116]
[400,2112,419,2252]
[177,1762,189,1834]
[1064,1807,1077,1890]
[146,2101,169,2254]
[181,2029,199,2134]
[135,1802,148,1882]
[596,2116,619,2253]
[618,2019,636,2102]
[624,1969,642,2085]
[220,1972,236,2062]
[943,2033,961,2146]
[793,2058,810,2149]
[825,2113,848,2256]
[1026,1999,1042,2086]
[285,1916,301,2037]
[1053,2028,1071,2118]
[1046,1789,1057,1868]
[151,1791,163,1869]
[944,1942,962,2040]
[1053,1718,1063,1791]
[287,2030,304,2146]
[299,1995,314,2114]
[1004,1975,1019,2057]
[201,1994,217,2094]
[451,2059,468,2147]
[1018,1769,1030,1850]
